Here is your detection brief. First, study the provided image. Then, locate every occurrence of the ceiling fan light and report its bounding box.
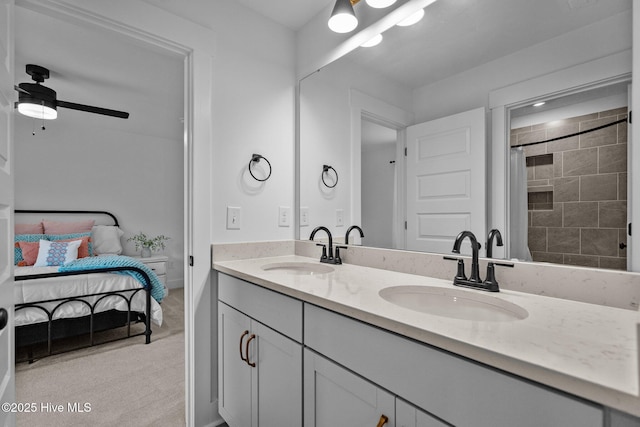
[329,0,358,33]
[396,8,424,26]
[18,102,57,120]
[365,0,396,8]
[361,33,383,47]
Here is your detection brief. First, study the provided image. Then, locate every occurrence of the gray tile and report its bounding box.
[580,174,618,201]
[564,202,597,227]
[619,173,627,200]
[528,227,547,252]
[581,228,619,256]
[553,152,563,178]
[599,107,627,118]
[599,201,627,228]
[598,143,627,174]
[619,229,628,257]
[517,129,546,146]
[617,120,627,144]
[579,118,619,148]
[531,251,563,264]
[546,123,579,153]
[599,257,627,271]
[563,254,599,268]
[553,177,579,202]
[547,227,580,254]
[524,143,547,157]
[532,203,562,227]
[563,148,597,176]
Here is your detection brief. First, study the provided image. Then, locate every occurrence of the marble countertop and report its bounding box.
[213,254,640,416]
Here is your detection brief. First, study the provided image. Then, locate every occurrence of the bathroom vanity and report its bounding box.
[213,243,640,427]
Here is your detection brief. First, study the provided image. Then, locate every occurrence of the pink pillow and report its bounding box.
[43,219,95,235]
[17,241,40,266]
[15,223,44,234]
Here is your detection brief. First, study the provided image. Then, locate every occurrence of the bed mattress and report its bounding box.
[14,266,163,327]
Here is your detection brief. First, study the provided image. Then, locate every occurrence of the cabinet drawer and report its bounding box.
[218,273,303,342]
[304,303,603,427]
[144,261,166,275]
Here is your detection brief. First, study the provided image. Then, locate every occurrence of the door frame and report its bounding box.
[488,50,633,264]
[12,1,217,425]
[349,90,412,249]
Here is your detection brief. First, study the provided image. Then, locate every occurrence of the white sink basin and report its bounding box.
[261,262,335,276]
[379,285,528,322]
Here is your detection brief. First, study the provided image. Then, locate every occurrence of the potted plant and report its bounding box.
[128,232,170,258]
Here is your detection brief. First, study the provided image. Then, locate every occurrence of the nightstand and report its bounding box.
[132,254,169,297]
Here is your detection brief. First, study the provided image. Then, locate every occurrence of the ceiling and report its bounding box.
[14,6,184,139]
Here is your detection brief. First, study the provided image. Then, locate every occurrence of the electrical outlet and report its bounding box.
[300,207,309,227]
[336,209,344,227]
[279,206,291,227]
[226,206,241,230]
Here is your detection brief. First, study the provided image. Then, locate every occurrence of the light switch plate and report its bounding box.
[279,206,291,227]
[336,209,344,227]
[226,206,241,230]
[300,207,309,227]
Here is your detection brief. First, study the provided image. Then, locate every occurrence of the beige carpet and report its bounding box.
[16,288,185,427]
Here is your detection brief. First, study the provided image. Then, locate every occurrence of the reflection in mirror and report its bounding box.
[298,0,632,264]
[509,82,630,271]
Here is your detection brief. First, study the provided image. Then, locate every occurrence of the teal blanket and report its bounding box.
[59,255,164,302]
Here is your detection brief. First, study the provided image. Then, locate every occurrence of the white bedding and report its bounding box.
[14,266,163,327]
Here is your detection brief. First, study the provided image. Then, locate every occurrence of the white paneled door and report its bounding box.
[0,0,14,425]
[405,107,486,255]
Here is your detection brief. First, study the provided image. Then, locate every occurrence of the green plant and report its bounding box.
[127,232,170,252]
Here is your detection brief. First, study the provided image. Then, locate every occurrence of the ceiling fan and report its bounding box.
[15,64,129,120]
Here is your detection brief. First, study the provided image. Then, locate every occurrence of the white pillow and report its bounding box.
[92,225,124,255]
[34,239,82,267]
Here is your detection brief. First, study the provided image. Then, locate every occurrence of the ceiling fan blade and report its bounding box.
[14,85,30,95]
[57,100,129,119]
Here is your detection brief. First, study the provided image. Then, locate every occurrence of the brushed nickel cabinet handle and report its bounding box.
[239,330,249,362]
[376,414,389,427]
[245,334,256,367]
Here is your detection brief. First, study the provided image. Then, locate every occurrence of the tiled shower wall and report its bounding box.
[510,107,628,270]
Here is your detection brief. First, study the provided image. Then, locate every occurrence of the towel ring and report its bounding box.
[322,165,338,188]
[248,154,272,182]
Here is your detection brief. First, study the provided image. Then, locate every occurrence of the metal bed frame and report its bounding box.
[14,210,153,362]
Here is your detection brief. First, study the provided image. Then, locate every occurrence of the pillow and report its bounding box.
[15,234,45,265]
[34,239,82,267]
[43,219,95,235]
[15,223,44,234]
[47,232,93,258]
[92,225,124,255]
[17,241,41,266]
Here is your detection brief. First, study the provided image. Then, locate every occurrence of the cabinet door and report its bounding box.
[252,321,302,427]
[304,349,394,427]
[218,302,253,427]
[396,399,449,427]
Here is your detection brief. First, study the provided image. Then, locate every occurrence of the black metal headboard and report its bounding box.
[15,209,119,227]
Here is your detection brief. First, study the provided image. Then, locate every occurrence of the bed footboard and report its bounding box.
[15,267,153,362]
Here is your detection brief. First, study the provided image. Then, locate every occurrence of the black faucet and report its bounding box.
[310,226,342,264]
[345,225,364,245]
[486,229,503,258]
[451,231,482,284]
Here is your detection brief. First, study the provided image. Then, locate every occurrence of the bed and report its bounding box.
[13,210,164,362]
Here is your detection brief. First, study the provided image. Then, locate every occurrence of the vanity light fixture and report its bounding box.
[361,33,383,47]
[366,0,396,8]
[328,0,360,33]
[396,8,425,26]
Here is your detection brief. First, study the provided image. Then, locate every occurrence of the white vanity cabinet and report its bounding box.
[218,274,303,427]
[304,349,395,427]
[304,303,604,427]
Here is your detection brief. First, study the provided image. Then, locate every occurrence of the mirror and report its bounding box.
[298,0,632,266]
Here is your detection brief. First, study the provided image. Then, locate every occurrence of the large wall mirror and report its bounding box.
[298,0,633,268]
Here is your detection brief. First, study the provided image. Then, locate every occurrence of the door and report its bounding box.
[0,0,14,425]
[218,303,252,427]
[252,321,302,427]
[396,399,449,427]
[304,349,394,427]
[405,107,486,254]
